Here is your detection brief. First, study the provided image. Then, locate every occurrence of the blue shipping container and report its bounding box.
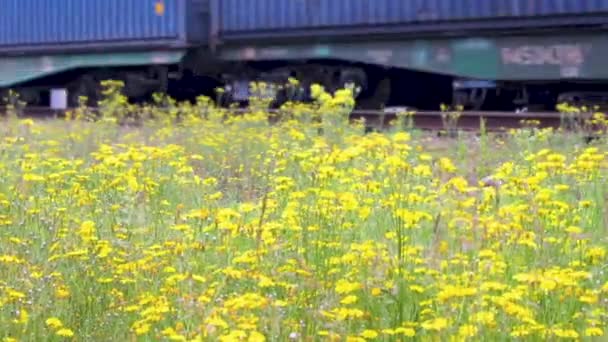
[213,0,608,37]
[0,0,208,54]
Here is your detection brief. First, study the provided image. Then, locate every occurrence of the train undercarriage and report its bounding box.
[4,57,608,113]
[3,29,608,113]
[191,59,608,112]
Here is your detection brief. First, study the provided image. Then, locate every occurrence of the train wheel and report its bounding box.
[67,75,101,107]
[453,89,487,110]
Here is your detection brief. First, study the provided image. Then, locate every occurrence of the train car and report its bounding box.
[211,0,608,110]
[0,0,211,106]
[1,0,608,110]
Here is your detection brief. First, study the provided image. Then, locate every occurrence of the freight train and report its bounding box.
[1,0,608,111]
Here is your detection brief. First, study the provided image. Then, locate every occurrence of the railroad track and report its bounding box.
[0,106,592,132]
[350,109,572,132]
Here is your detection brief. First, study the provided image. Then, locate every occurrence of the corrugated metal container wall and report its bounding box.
[187,0,211,44]
[0,0,208,52]
[214,0,608,34]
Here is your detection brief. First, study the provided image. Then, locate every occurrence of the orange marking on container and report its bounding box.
[155,1,165,16]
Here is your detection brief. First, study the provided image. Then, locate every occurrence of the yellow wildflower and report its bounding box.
[56,328,74,337]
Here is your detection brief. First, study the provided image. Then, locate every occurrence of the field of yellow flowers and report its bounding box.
[0,83,607,341]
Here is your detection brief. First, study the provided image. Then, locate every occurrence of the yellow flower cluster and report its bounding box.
[0,85,606,341]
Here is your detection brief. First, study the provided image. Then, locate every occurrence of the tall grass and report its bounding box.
[0,82,606,341]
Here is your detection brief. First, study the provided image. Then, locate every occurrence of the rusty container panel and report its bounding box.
[213,0,608,39]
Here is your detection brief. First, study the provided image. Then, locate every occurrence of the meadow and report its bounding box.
[0,82,607,341]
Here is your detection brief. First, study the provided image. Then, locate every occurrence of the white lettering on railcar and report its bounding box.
[151,53,170,64]
[366,50,393,64]
[242,48,257,60]
[41,56,54,72]
[259,48,288,58]
[435,47,451,63]
[501,44,586,66]
[560,66,581,78]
